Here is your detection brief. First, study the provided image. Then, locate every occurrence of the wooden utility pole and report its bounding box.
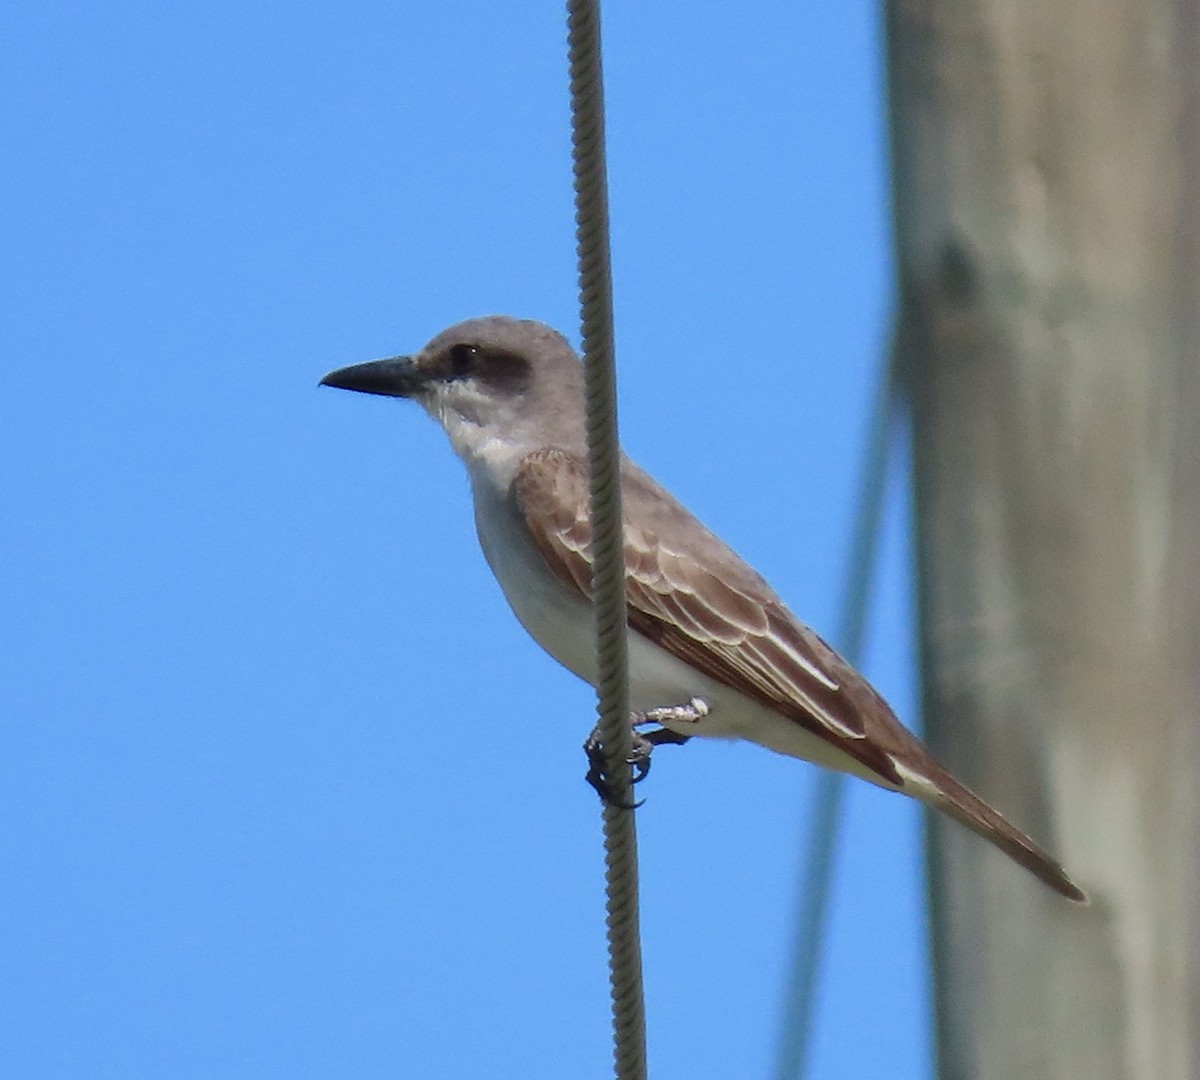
[886,1,1200,1077]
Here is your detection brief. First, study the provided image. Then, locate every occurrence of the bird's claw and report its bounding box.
[583,700,705,807]
[584,730,645,810]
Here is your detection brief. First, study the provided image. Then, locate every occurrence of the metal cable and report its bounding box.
[774,324,902,1079]
[566,2,648,1078]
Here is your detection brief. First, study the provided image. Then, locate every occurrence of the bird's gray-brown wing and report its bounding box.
[509,448,905,786]
[510,449,1088,902]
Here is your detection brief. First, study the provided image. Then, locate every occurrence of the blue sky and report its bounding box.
[2,2,929,1076]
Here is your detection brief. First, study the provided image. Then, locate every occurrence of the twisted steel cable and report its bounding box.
[566,2,647,1078]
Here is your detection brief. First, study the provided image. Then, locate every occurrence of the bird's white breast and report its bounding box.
[469,469,605,687]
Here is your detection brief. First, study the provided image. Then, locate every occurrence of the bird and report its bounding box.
[319,315,1086,903]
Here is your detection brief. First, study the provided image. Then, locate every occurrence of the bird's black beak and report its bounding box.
[319,355,422,398]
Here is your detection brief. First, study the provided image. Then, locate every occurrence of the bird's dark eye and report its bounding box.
[448,343,479,378]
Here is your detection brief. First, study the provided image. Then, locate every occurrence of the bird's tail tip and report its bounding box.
[918,771,1087,904]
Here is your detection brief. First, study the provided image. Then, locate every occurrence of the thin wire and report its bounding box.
[774,324,902,1080]
[566,3,647,1079]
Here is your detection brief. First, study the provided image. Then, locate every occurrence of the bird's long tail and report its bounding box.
[917,769,1087,903]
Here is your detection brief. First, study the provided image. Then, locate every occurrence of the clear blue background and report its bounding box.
[2,3,929,1077]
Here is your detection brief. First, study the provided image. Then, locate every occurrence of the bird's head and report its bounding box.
[320,316,585,465]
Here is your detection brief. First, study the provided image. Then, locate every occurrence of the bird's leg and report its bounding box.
[584,697,709,807]
[633,696,710,729]
[625,697,707,783]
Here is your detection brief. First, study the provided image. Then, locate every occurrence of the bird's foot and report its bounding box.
[583,698,707,808]
[584,729,645,809]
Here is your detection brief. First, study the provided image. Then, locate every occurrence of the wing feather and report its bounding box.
[511,449,912,783]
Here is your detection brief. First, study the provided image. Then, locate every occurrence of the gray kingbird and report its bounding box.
[320,315,1085,903]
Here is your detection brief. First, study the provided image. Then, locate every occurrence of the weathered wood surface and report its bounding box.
[886,1,1200,1076]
